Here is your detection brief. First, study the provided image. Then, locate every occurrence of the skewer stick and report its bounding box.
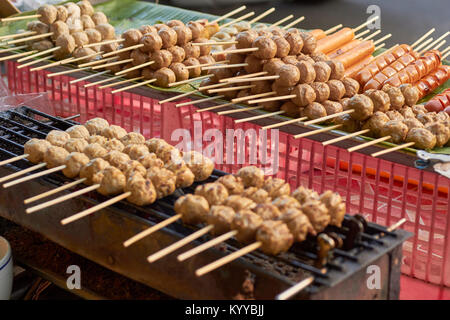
[82,38,124,49]
[115,61,155,75]
[419,31,450,53]
[24,178,87,205]
[271,15,294,27]
[91,58,133,70]
[209,5,247,24]
[303,110,354,125]
[78,55,116,67]
[17,54,54,69]
[196,102,234,113]
[84,75,122,88]
[442,50,450,60]
[373,33,392,46]
[411,28,436,48]
[276,276,315,300]
[202,63,247,71]
[30,57,74,71]
[353,16,379,33]
[324,24,343,35]
[248,7,276,24]
[248,93,293,104]
[159,82,231,104]
[294,124,342,139]
[111,78,156,94]
[282,16,305,30]
[371,142,415,157]
[322,129,370,146]
[217,106,263,115]
[3,165,65,188]
[420,37,448,54]
[362,29,381,41]
[220,71,268,83]
[99,76,144,89]
[354,29,370,40]
[102,43,144,58]
[47,67,91,78]
[432,40,446,51]
[61,192,131,225]
[235,110,284,123]
[0,163,46,183]
[219,12,255,29]
[0,154,29,166]
[176,95,225,108]
[0,45,28,54]
[196,241,262,276]
[231,91,276,103]
[347,136,391,152]
[1,14,41,22]
[168,74,213,87]
[386,218,407,232]
[208,84,254,93]
[26,183,100,214]
[147,225,215,263]
[6,32,53,45]
[17,46,60,62]
[178,230,237,261]
[212,47,258,56]
[186,59,229,70]
[0,50,37,62]
[70,70,110,84]
[0,31,36,41]
[262,117,308,130]
[123,214,183,247]
[374,43,385,51]
[192,41,237,46]
[414,37,433,52]
[440,46,450,55]
[226,75,279,84]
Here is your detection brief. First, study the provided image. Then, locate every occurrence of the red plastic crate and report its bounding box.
[3,61,450,289]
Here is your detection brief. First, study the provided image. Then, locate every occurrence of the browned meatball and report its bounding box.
[363,112,390,137]
[56,5,68,22]
[244,55,265,74]
[166,20,184,28]
[281,101,300,118]
[207,205,235,236]
[146,167,177,199]
[282,55,298,65]
[140,33,163,53]
[327,80,346,101]
[123,144,149,160]
[272,35,291,58]
[183,151,214,181]
[84,143,108,160]
[236,166,264,188]
[50,21,69,41]
[256,221,294,255]
[284,31,304,55]
[399,84,420,106]
[263,177,290,198]
[195,182,229,206]
[54,34,76,59]
[326,60,345,80]
[296,60,316,84]
[191,38,210,57]
[80,158,109,186]
[31,40,54,52]
[158,28,177,49]
[313,61,332,82]
[302,102,327,120]
[380,120,409,144]
[149,50,172,70]
[217,175,244,195]
[165,46,185,63]
[125,173,157,206]
[272,82,293,96]
[263,58,285,76]
[187,21,208,40]
[175,194,209,225]
[334,113,361,132]
[299,32,317,54]
[63,152,89,178]
[280,208,315,241]
[104,150,131,169]
[184,57,201,78]
[403,117,424,131]
[139,25,157,35]
[342,77,360,97]
[382,85,405,110]
[386,110,404,121]
[208,68,233,83]
[122,29,143,47]
[92,12,108,25]
[348,94,374,121]
[252,36,277,60]
[311,82,330,102]
[85,28,102,44]
[250,80,272,95]
[254,203,282,220]
[406,128,437,150]
[38,4,57,25]
[130,49,148,66]
[297,53,316,64]
[100,42,119,54]
[98,166,126,196]
[154,67,176,87]
[425,122,450,147]
[172,25,192,46]
[322,100,343,118]
[364,89,390,113]
[242,187,271,204]
[319,190,345,227]
[261,100,282,112]
[301,200,330,233]
[24,139,51,164]
[291,84,316,107]
[140,68,153,80]
[224,195,256,212]
[64,138,88,153]
[95,23,115,40]
[232,210,264,243]
[292,186,319,205]
[182,42,201,59]
[102,125,127,140]
[236,30,258,49]
[169,62,189,82]
[274,64,300,87]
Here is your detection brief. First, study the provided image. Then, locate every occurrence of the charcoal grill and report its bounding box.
[0,106,411,299]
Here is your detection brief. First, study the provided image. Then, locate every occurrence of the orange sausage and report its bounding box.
[334,40,375,68]
[316,27,355,55]
[328,39,361,59]
[344,55,373,78]
[309,29,326,40]
[414,65,450,98]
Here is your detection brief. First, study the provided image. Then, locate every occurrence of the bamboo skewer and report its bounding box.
[271,15,294,28]
[347,136,391,152]
[0,163,46,183]
[217,106,263,115]
[196,102,234,113]
[91,58,133,70]
[78,56,118,68]
[24,178,87,205]
[202,63,247,71]
[420,35,448,54]
[219,12,256,29]
[17,54,55,69]
[115,61,155,75]
[248,7,276,24]
[294,124,342,139]
[123,214,183,247]
[0,50,37,62]
[186,59,229,70]
[29,50,103,72]
[83,38,124,49]
[102,43,144,58]
[110,78,156,94]
[248,93,293,104]
[1,14,41,22]
[0,31,36,41]
[61,192,131,225]
[362,29,381,41]
[373,34,392,46]
[353,16,380,33]
[226,75,279,84]
[3,165,65,189]
[262,117,308,130]
[414,37,434,52]
[282,16,305,30]
[371,142,415,157]
[0,154,29,166]
[235,110,284,123]
[6,32,53,45]
[0,45,28,54]
[208,84,254,93]
[84,75,121,88]
[219,71,268,83]
[176,95,225,108]
[26,183,100,214]
[374,43,385,51]
[168,74,213,87]
[231,91,276,103]
[324,24,343,35]
[442,50,450,60]
[411,28,436,48]
[212,47,258,56]
[303,110,354,126]
[70,70,110,84]
[322,129,370,146]
[17,46,60,63]
[354,29,370,40]
[99,76,144,89]
[178,230,237,261]
[147,225,215,263]
[276,276,315,300]
[46,67,91,78]
[192,41,237,46]
[209,5,247,25]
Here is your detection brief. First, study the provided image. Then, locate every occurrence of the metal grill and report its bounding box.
[0,106,411,299]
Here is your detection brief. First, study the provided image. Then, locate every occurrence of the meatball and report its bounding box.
[138,153,163,169]
[280,208,315,241]
[123,160,146,179]
[187,21,208,40]
[284,31,304,55]
[322,100,343,118]
[263,177,290,199]
[24,139,51,164]
[80,14,95,29]
[158,28,177,49]
[101,125,127,140]
[64,138,88,153]
[84,143,108,159]
[272,35,290,58]
[65,2,81,18]
[31,40,54,51]
[313,61,332,82]
[240,188,269,205]
[217,175,244,195]
[380,120,409,144]
[80,158,109,185]
[175,194,210,225]
[182,42,201,59]
[27,21,49,35]
[195,182,229,206]
[363,112,390,137]
[183,57,202,78]
[348,94,374,121]
[92,12,108,25]
[280,101,299,118]
[382,85,405,110]
[171,25,192,46]
[272,195,301,213]
[123,144,149,160]
[207,206,235,236]
[139,25,157,35]
[252,36,277,60]
[122,29,143,47]
[87,135,107,146]
[256,221,294,255]
[155,143,182,163]
[252,203,281,220]
[46,130,70,148]
[55,34,76,59]
[310,82,330,102]
[232,210,264,243]
[326,60,345,80]
[207,68,233,83]
[291,84,316,107]
[302,102,327,120]
[224,195,256,212]
[299,32,317,54]
[66,17,83,34]
[399,106,416,119]
[44,146,69,169]
[403,117,425,131]
[292,186,319,205]
[183,151,214,181]
[140,33,163,53]
[145,138,168,153]
[406,128,437,150]
[167,46,186,63]
[50,21,69,41]
[275,64,300,87]
[77,1,94,16]
[399,84,420,107]
[425,122,450,147]
[104,139,125,152]
[251,80,272,95]
[125,173,157,206]
[98,166,126,196]
[236,30,258,49]
[301,200,330,232]
[164,160,195,188]
[236,166,264,188]
[282,55,299,65]
[297,53,315,64]
[38,4,57,25]
[96,23,116,40]
[66,125,90,140]
[296,60,316,84]
[56,5,68,22]
[319,191,345,227]
[334,113,360,132]
[146,167,177,199]
[327,80,346,101]
[120,132,145,146]
[100,42,119,54]
[386,110,404,121]
[154,67,176,88]
[342,77,360,97]
[244,55,265,74]
[63,152,89,178]
[364,89,390,113]
[103,150,130,169]
[73,47,97,63]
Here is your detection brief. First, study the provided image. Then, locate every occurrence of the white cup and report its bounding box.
[0,236,13,300]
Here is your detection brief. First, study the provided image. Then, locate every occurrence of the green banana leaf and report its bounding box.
[0,0,449,154]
